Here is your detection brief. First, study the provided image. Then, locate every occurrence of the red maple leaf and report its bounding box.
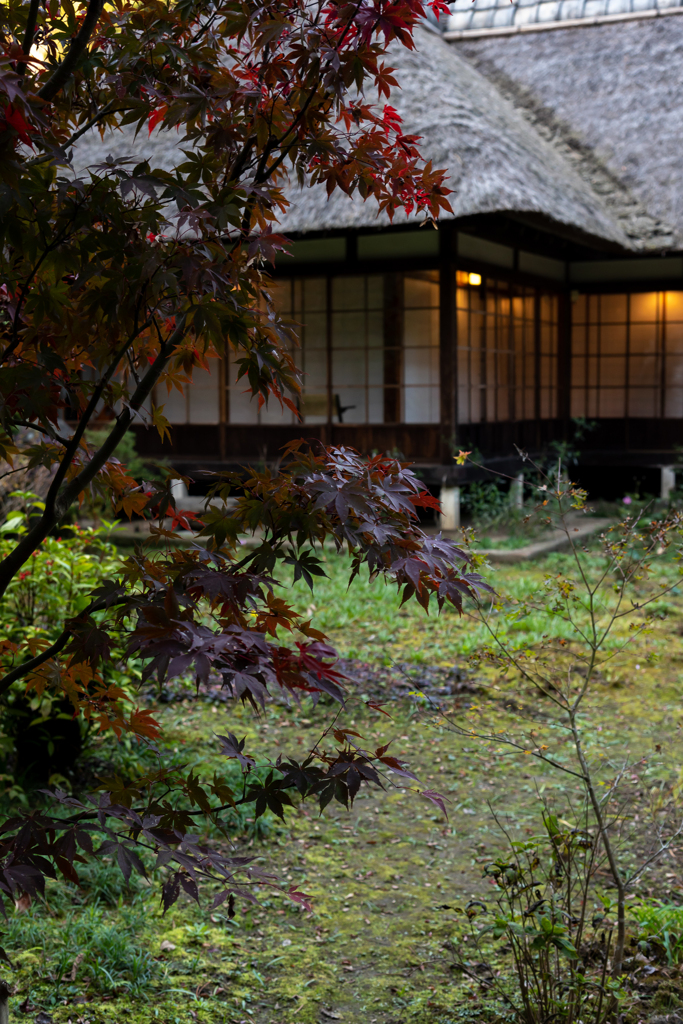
[1,103,34,146]
[147,104,168,135]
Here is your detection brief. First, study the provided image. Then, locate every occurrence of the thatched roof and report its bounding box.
[71,20,673,253]
[453,15,683,248]
[279,22,652,248]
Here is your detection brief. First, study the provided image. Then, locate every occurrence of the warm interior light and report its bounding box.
[468,273,482,286]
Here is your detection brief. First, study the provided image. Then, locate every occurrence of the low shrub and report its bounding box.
[0,493,130,789]
[6,899,160,1004]
[630,900,683,965]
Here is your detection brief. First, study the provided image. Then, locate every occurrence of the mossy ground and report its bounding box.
[5,544,683,1023]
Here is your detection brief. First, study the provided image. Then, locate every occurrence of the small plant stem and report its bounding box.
[568,709,626,976]
[576,811,600,952]
[594,927,613,1024]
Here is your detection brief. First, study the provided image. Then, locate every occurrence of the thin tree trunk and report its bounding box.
[569,713,626,976]
[0,979,10,1024]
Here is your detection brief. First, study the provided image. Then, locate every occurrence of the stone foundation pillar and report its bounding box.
[440,486,460,532]
[510,472,524,511]
[661,465,676,502]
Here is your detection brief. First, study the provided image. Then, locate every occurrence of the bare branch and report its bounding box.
[38,0,104,103]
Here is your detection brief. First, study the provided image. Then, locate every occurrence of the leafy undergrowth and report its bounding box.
[4,544,683,1023]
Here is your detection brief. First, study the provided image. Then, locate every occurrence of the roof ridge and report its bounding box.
[456,48,675,251]
[445,0,683,38]
[445,5,683,41]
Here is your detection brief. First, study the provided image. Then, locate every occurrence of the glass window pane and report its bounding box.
[521,387,535,419]
[163,385,187,424]
[332,277,365,309]
[270,279,292,313]
[586,295,600,323]
[540,356,555,388]
[599,355,626,387]
[665,291,683,322]
[405,386,439,424]
[260,397,294,425]
[457,384,471,424]
[188,365,220,424]
[228,386,259,424]
[404,272,439,309]
[332,348,365,386]
[628,388,657,417]
[665,352,683,387]
[540,388,556,419]
[540,294,555,322]
[455,273,557,423]
[250,271,442,426]
[456,288,471,311]
[301,392,328,424]
[404,308,439,348]
[302,278,327,312]
[665,389,683,417]
[630,291,659,322]
[367,387,384,424]
[332,311,365,348]
[571,389,586,417]
[301,312,327,349]
[367,347,383,386]
[571,356,586,387]
[495,387,510,421]
[600,324,627,355]
[540,324,555,353]
[404,346,439,387]
[572,325,586,355]
[302,348,327,388]
[457,310,471,341]
[335,386,365,422]
[367,311,383,349]
[367,276,384,310]
[667,324,683,352]
[629,355,659,388]
[600,294,627,322]
[599,389,625,417]
[630,324,658,353]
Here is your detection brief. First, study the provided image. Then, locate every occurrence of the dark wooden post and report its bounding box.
[218,354,227,461]
[557,288,572,439]
[325,274,333,441]
[534,291,542,449]
[383,273,403,424]
[439,223,457,466]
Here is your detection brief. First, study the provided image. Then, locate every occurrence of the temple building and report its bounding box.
[83,0,683,504]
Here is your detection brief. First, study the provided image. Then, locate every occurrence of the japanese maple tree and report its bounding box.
[0,0,488,927]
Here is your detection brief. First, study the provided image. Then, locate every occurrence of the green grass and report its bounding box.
[284,539,683,665]
[3,540,683,1022]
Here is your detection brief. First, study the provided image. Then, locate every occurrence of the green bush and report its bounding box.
[0,493,131,792]
[630,900,683,965]
[461,480,510,528]
[0,491,121,644]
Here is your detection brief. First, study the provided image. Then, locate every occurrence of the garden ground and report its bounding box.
[4,543,683,1024]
